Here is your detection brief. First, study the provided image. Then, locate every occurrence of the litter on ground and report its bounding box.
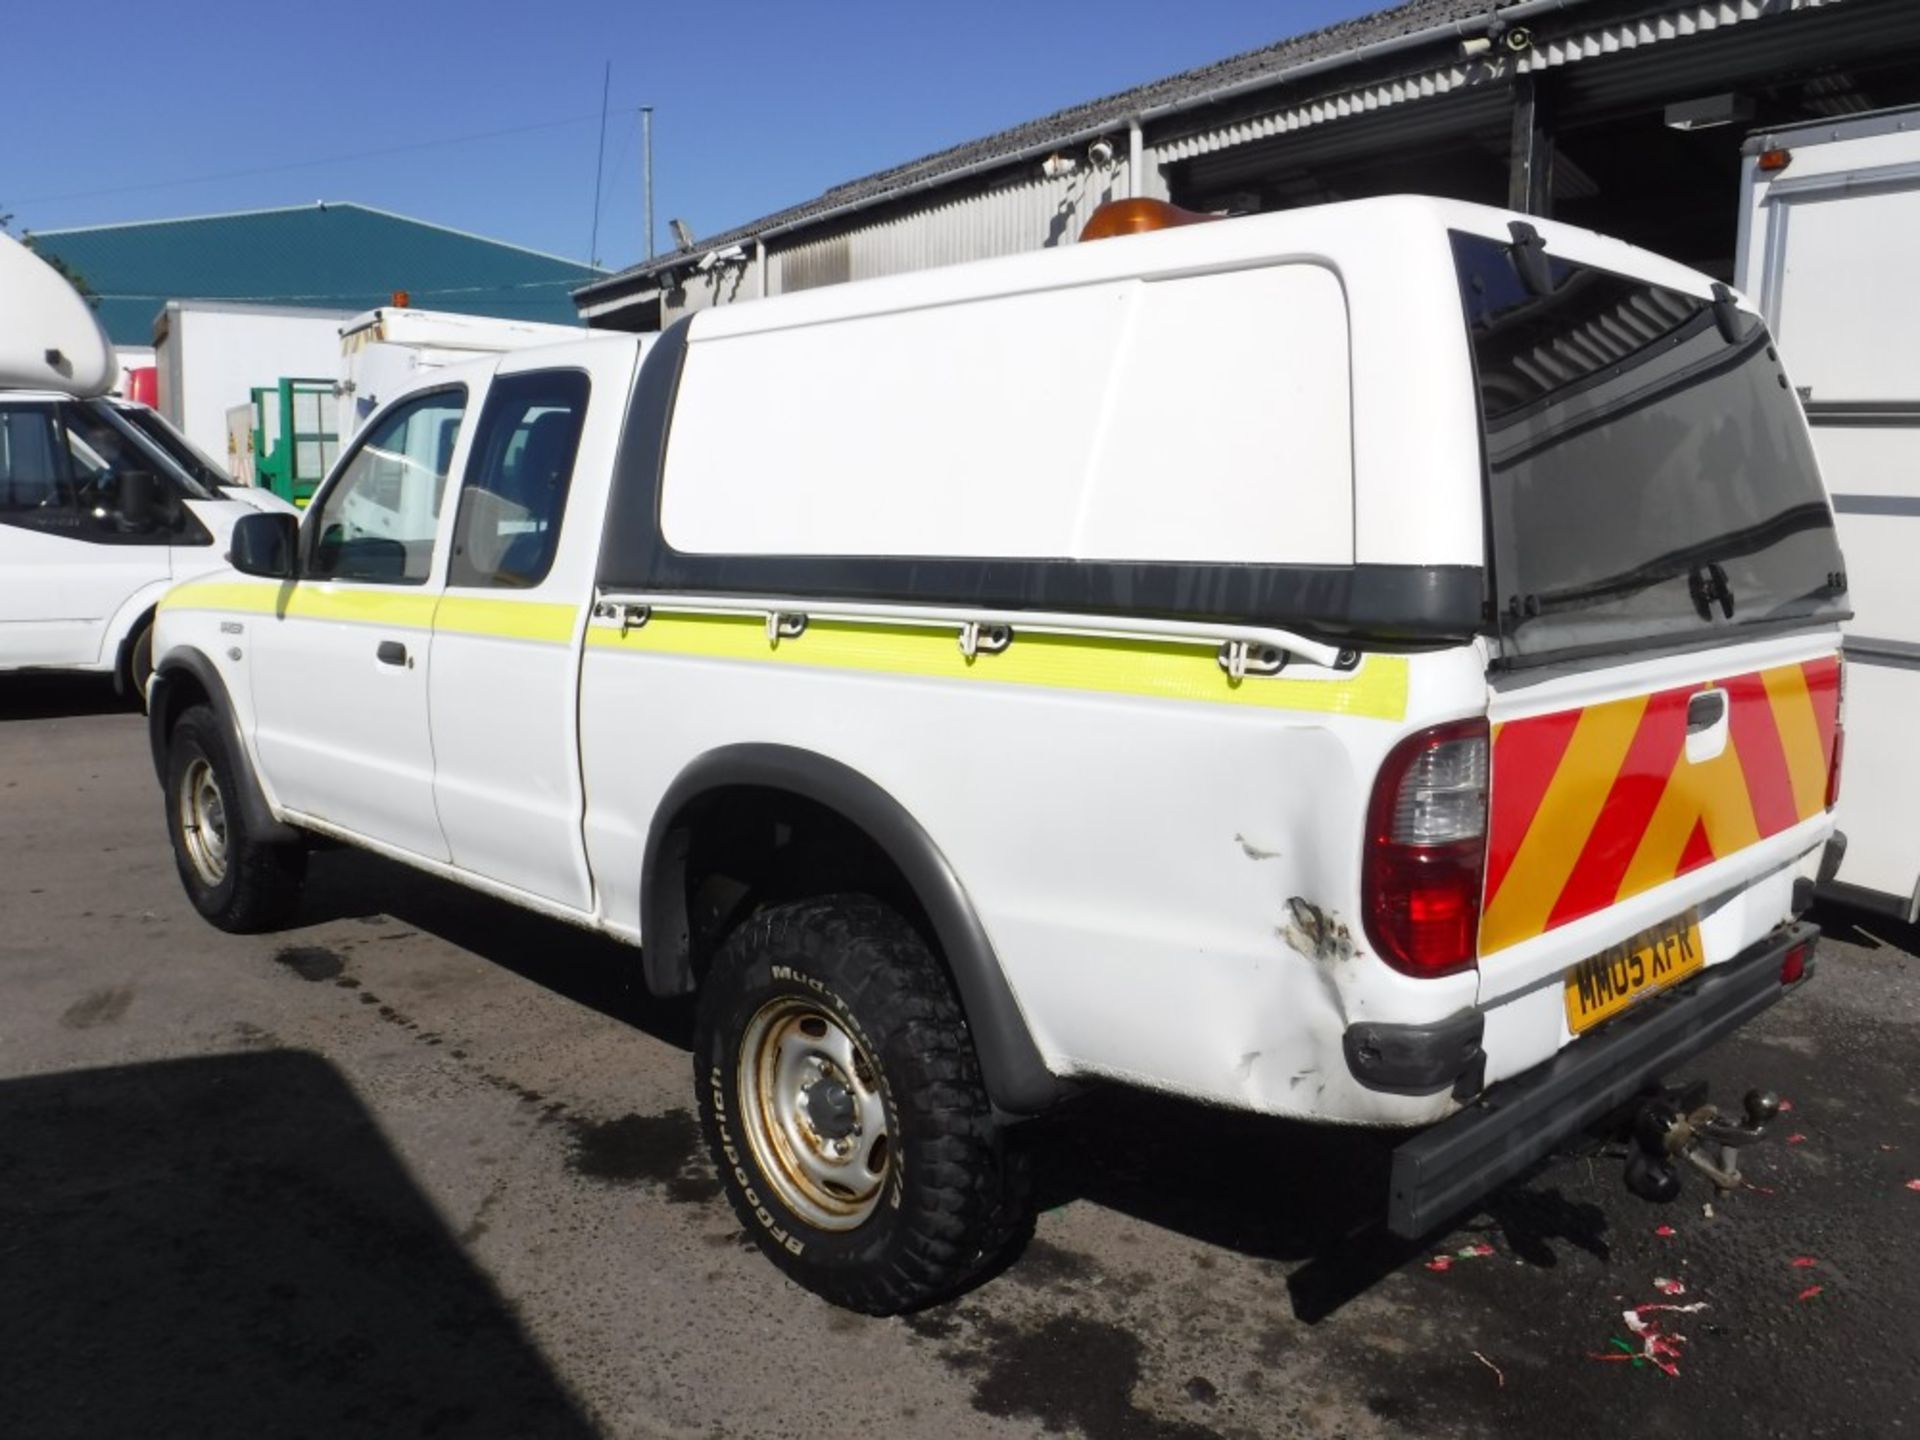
[1797,1285,1825,1303]
[1425,1242,1497,1272]
[1654,1276,1687,1296]
[1471,1350,1505,1389]
[1590,1301,1709,1378]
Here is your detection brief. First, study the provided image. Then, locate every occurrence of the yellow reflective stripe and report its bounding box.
[586,614,1408,720]
[1479,693,1649,954]
[435,596,577,644]
[161,580,285,615]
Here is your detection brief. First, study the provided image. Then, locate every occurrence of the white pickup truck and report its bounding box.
[150,197,1847,1313]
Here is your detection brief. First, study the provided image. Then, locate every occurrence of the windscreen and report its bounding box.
[114,404,223,498]
[1453,232,1848,665]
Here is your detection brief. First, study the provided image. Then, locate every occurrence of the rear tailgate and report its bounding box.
[1479,637,1838,1011]
[1451,224,1848,1079]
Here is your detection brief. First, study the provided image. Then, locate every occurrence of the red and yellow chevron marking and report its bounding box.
[1480,655,1839,956]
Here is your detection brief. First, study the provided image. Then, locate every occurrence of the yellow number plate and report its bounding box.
[1564,913,1705,1035]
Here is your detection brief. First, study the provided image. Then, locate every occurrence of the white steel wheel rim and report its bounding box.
[737,996,891,1232]
[178,757,229,886]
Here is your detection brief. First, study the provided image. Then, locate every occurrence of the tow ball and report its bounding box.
[1622,1083,1781,1203]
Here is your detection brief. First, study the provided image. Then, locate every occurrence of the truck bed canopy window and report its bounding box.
[1453,232,1848,665]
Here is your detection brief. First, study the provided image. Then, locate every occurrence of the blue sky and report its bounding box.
[3,1,1380,272]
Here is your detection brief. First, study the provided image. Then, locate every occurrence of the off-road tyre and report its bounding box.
[694,894,1031,1313]
[165,704,306,932]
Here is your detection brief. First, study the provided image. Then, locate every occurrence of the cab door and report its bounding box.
[428,346,636,910]
[248,385,469,861]
[0,402,177,668]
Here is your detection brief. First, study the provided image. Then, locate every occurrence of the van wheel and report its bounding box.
[118,618,154,705]
[694,895,1029,1314]
[165,705,306,932]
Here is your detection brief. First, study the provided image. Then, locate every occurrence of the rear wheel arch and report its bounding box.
[640,744,1061,1115]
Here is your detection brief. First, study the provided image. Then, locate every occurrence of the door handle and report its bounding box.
[376,640,409,668]
[1686,689,1726,734]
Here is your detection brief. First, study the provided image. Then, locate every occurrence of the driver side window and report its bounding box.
[308,389,466,585]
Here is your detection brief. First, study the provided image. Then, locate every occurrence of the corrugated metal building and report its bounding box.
[574,0,1920,330]
[32,202,601,346]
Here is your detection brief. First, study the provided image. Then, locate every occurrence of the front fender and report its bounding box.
[148,646,299,845]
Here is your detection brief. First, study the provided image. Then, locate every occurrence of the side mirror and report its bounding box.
[229,511,298,579]
[117,469,161,531]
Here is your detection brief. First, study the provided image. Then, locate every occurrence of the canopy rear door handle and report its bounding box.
[1686,689,1726,735]
[376,640,409,668]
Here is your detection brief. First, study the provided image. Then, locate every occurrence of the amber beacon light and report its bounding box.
[1080,198,1218,242]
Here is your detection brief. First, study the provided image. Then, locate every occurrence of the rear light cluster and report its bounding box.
[1826,658,1846,810]
[1363,719,1490,978]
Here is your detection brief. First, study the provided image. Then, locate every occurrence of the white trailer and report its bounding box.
[338,307,582,437]
[1739,105,1920,922]
[153,301,354,475]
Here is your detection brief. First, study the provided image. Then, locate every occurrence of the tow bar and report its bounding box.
[1622,1082,1781,1202]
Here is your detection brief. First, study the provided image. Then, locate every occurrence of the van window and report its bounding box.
[1453,232,1848,663]
[0,403,197,545]
[0,407,66,514]
[115,405,224,498]
[659,264,1353,566]
[448,370,589,589]
[308,389,465,584]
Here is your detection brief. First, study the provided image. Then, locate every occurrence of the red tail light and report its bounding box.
[1363,718,1489,978]
[1826,658,1846,810]
[1780,943,1808,986]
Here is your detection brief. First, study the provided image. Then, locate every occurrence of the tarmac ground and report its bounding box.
[3,675,1916,1439]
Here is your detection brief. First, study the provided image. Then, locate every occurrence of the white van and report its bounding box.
[1,231,290,697]
[0,391,291,696]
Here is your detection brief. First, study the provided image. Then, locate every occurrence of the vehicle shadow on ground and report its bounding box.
[1813,896,1920,956]
[300,846,695,1051]
[292,846,1606,1323]
[1019,1085,1611,1321]
[0,1050,596,1440]
[0,675,134,722]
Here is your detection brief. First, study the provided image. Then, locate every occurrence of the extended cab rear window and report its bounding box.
[1453,232,1848,666]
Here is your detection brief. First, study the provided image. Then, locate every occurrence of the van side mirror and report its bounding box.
[229,511,298,579]
[116,469,162,531]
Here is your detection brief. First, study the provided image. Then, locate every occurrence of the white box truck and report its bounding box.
[1739,105,1920,922]
[337,307,582,438]
[153,301,355,474]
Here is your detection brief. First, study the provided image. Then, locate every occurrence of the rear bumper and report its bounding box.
[1386,919,1818,1238]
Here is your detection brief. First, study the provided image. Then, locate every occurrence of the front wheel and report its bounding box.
[117,618,153,706]
[695,895,1029,1313]
[165,705,306,932]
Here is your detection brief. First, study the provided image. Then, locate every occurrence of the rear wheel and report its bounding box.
[165,705,306,932]
[694,895,1029,1313]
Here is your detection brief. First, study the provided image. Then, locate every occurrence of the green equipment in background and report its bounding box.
[228,378,339,507]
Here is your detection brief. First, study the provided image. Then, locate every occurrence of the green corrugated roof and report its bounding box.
[30,203,602,346]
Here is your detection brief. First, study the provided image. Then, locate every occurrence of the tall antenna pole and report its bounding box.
[588,61,611,268]
[642,105,655,260]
